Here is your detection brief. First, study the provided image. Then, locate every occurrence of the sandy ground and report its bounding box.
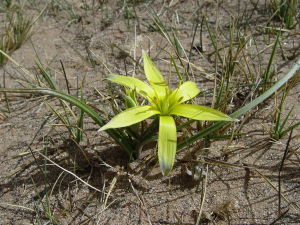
[0,0,300,224]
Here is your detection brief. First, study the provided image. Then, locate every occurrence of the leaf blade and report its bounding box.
[177,59,300,150]
[107,74,155,99]
[142,52,167,97]
[158,116,177,176]
[171,104,234,121]
[100,105,160,131]
[0,88,136,156]
[176,81,200,103]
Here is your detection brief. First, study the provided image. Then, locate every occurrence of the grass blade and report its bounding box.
[178,59,300,150]
[0,88,135,156]
[35,60,58,90]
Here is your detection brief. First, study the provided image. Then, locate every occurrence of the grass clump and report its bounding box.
[271,0,298,29]
[50,0,80,22]
[0,0,12,10]
[271,88,300,140]
[0,6,33,65]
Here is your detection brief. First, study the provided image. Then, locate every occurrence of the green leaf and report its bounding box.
[158,116,177,176]
[178,59,300,150]
[171,104,234,121]
[0,88,136,157]
[107,74,155,99]
[100,105,160,131]
[35,60,58,90]
[142,52,167,97]
[176,81,200,103]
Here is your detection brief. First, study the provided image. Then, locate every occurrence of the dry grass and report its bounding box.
[0,0,300,224]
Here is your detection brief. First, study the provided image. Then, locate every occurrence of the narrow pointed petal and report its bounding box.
[99,106,160,131]
[107,74,155,99]
[142,52,167,97]
[176,81,200,103]
[158,116,177,176]
[170,104,235,121]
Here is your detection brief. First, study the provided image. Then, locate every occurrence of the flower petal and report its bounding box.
[170,104,235,121]
[158,116,177,176]
[176,81,200,103]
[142,52,167,97]
[99,105,160,131]
[107,74,155,99]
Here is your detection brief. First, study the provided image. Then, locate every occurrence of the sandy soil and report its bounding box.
[0,0,300,224]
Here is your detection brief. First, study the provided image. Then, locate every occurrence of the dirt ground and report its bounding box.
[0,0,300,224]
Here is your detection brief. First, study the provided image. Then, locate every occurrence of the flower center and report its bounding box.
[151,88,181,116]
